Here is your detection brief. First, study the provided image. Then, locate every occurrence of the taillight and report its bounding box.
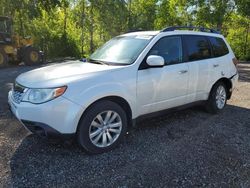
[232,57,239,66]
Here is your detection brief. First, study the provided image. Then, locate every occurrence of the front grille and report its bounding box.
[12,91,23,103]
[12,82,26,104]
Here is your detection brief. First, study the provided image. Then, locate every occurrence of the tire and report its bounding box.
[77,100,128,154]
[0,49,8,68]
[23,47,41,65]
[206,82,227,114]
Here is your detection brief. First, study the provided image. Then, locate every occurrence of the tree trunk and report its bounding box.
[127,0,132,31]
[63,6,67,35]
[19,2,25,37]
[81,1,85,57]
[217,22,223,32]
[89,3,94,53]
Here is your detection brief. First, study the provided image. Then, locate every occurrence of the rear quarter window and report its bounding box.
[208,37,229,57]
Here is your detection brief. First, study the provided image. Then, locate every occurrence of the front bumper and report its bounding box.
[20,120,74,138]
[8,90,84,137]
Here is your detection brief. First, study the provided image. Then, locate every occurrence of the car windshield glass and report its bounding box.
[89,35,153,65]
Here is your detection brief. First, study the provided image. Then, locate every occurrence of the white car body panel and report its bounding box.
[16,61,124,88]
[185,59,211,102]
[137,63,189,115]
[8,91,83,133]
[8,30,238,135]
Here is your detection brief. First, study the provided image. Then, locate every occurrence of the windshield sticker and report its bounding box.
[135,35,153,40]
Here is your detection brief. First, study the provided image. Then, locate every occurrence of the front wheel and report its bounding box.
[77,100,127,154]
[206,82,227,114]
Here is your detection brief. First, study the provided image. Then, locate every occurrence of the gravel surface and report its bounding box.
[0,63,250,187]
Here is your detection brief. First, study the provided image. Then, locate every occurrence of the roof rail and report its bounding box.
[161,26,220,34]
[127,29,144,33]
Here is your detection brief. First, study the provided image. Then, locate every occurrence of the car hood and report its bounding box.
[16,61,124,88]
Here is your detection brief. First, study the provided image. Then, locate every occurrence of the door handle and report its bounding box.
[213,64,219,67]
[179,70,188,74]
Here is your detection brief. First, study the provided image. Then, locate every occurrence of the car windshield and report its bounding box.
[89,35,153,65]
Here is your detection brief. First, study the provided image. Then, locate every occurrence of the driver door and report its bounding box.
[137,36,189,116]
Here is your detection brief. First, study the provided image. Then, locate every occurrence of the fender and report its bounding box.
[64,81,137,123]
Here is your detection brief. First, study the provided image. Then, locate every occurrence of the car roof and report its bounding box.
[162,30,223,37]
[121,29,223,38]
[121,31,160,37]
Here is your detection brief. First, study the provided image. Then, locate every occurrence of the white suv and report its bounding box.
[8,26,238,153]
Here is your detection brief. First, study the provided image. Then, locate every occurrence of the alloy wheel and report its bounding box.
[89,110,122,148]
[215,85,226,109]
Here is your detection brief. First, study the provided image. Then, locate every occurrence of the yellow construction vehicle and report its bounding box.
[0,16,42,67]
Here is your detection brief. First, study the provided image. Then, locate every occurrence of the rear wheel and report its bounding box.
[0,49,8,68]
[23,47,41,65]
[77,100,128,154]
[206,82,227,114]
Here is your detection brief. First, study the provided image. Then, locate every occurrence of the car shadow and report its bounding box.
[8,104,250,187]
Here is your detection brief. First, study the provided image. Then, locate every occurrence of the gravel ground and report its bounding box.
[0,62,250,187]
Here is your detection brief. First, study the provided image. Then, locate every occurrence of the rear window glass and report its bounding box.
[184,35,211,61]
[209,37,229,57]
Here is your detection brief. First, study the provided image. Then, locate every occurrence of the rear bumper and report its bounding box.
[228,73,239,99]
[230,72,239,89]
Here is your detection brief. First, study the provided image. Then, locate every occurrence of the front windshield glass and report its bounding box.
[89,35,153,65]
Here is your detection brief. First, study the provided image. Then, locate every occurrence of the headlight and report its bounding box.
[22,86,67,104]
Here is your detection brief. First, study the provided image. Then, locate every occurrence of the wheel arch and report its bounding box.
[211,77,233,99]
[77,95,133,132]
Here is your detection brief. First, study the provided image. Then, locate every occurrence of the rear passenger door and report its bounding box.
[183,35,212,102]
[207,36,230,86]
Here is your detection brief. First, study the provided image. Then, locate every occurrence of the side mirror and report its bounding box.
[146,55,165,67]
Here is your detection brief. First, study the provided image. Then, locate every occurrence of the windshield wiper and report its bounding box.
[88,58,130,66]
[88,58,109,65]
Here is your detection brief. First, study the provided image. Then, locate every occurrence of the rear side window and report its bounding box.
[184,35,211,61]
[209,37,229,57]
[148,36,182,65]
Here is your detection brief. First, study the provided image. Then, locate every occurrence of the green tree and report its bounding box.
[128,0,158,30]
[0,0,249,60]
[188,0,235,30]
[155,0,193,29]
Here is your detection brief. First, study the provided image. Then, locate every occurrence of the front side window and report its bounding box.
[148,36,183,65]
[89,35,153,65]
[184,35,211,61]
[209,37,229,57]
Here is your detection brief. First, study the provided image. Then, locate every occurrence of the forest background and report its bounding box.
[1,0,249,60]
